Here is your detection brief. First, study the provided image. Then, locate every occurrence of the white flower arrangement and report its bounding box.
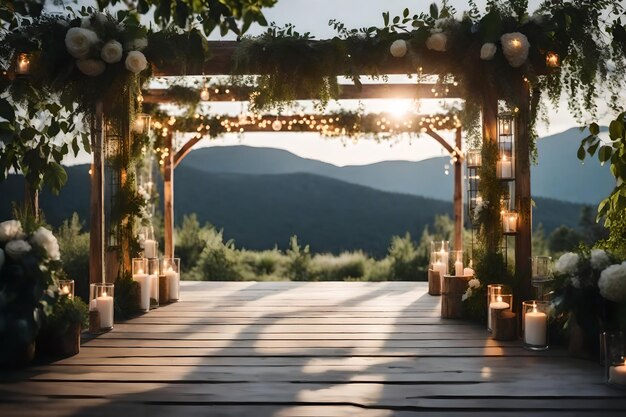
[500,32,530,68]
[65,27,99,59]
[426,33,447,52]
[125,37,148,51]
[590,249,610,271]
[480,43,497,60]
[0,220,25,242]
[461,287,473,301]
[462,278,481,301]
[31,227,60,261]
[389,39,408,58]
[125,50,148,74]
[76,59,106,77]
[101,40,123,64]
[5,239,32,260]
[555,252,579,276]
[598,262,626,302]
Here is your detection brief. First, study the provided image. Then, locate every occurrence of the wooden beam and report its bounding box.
[424,128,455,156]
[515,82,533,307]
[454,128,463,252]
[89,101,105,285]
[144,83,462,103]
[163,132,175,259]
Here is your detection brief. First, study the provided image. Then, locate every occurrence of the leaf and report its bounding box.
[599,145,613,163]
[588,141,600,157]
[81,133,91,154]
[47,120,60,137]
[403,8,409,18]
[577,145,586,160]
[383,12,389,27]
[20,127,38,142]
[43,162,68,195]
[589,122,600,136]
[430,3,439,19]
[0,98,15,122]
[609,119,624,140]
[72,139,80,157]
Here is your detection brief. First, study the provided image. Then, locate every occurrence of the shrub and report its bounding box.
[311,252,367,281]
[388,233,420,281]
[286,235,311,281]
[57,213,90,299]
[192,227,241,281]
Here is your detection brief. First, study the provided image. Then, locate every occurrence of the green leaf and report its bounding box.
[43,162,68,194]
[72,139,80,157]
[609,119,624,140]
[588,142,600,157]
[383,12,389,27]
[81,133,91,154]
[599,145,613,163]
[20,127,38,142]
[589,122,600,135]
[429,3,439,19]
[48,120,60,137]
[0,99,15,122]
[577,145,586,160]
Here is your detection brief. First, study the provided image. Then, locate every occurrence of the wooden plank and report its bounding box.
[89,101,105,284]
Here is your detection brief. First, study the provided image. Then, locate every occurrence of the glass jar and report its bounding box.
[148,258,159,308]
[487,284,512,332]
[58,279,75,299]
[430,241,449,276]
[89,283,114,331]
[522,300,550,350]
[449,250,464,276]
[132,258,150,312]
[602,331,626,388]
[161,258,181,302]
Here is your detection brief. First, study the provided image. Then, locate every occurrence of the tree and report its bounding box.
[548,226,583,253]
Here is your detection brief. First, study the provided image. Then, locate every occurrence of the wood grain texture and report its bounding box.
[0,281,619,417]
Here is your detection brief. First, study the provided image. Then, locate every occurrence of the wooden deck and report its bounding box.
[1,281,624,416]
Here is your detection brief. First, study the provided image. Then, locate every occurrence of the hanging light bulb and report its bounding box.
[200,86,210,101]
[136,92,144,103]
[272,119,283,131]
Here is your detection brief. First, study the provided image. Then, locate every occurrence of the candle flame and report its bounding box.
[102,292,107,297]
[532,302,537,313]
[511,39,521,48]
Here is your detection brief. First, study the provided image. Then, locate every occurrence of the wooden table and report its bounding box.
[1,281,624,416]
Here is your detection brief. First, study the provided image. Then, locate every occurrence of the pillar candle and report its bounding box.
[609,364,626,386]
[144,239,157,258]
[96,292,114,328]
[165,267,179,301]
[488,296,510,331]
[498,158,512,178]
[454,260,463,276]
[149,273,159,304]
[433,261,446,279]
[524,306,547,346]
[133,271,150,311]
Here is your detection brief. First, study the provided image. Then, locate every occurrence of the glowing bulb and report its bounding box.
[200,87,210,101]
[272,119,282,131]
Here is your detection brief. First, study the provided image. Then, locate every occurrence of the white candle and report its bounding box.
[524,305,547,346]
[433,261,446,279]
[133,270,150,311]
[149,274,159,304]
[89,298,97,310]
[464,260,475,276]
[506,215,517,232]
[609,364,626,386]
[454,260,463,276]
[165,267,179,301]
[498,157,512,178]
[489,296,510,331]
[96,292,114,329]
[144,239,157,258]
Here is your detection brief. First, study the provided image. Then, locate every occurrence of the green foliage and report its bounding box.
[56,213,90,299]
[476,140,505,253]
[286,235,311,281]
[387,233,420,281]
[43,295,88,334]
[548,226,583,253]
[113,273,141,319]
[310,252,367,281]
[191,227,241,281]
[176,214,208,273]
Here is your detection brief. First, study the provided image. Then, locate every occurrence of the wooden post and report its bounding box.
[89,101,105,284]
[453,128,463,251]
[164,132,175,258]
[515,81,533,307]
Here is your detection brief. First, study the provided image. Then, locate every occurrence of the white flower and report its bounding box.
[598,262,626,302]
[462,287,472,301]
[125,37,148,51]
[101,40,123,64]
[76,59,106,77]
[31,227,60,261]
[0,248,4,270]
[5,239,32,259]
[426,33,447,52]
[500,32,530,68]
[389,39,408,58]
[480,43,497,60]
[468,278,481,289]
[555,252,579,276]
[125,50,148,74]
[65,27,99,59]
[0,220,24,242]
[590,249,610,271]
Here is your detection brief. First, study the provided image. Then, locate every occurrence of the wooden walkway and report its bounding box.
[1,281,624,416]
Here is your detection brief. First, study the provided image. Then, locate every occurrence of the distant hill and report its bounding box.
[180,127,613,204]
[0,165,586,256]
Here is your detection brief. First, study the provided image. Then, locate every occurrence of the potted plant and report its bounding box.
[38,293,88,357]
[0,217,62,368]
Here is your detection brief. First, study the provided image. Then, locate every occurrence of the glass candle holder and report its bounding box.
[532,256,552,283]
[132,258,150,312]
[15,52,32,75]
[450,250,464,276]
[148,258,159,308]
[139,225,158,259]
[58,279,75,299]
[466,149,482,167]
[487,284,512,332]
[89,283,114,331]
[501,210,519,234]
[522,300,550,350]
[161,258,181,302]
[430,241,449,276]
[603,331,626,388]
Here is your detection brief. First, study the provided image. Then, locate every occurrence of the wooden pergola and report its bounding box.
[90,40,533,304]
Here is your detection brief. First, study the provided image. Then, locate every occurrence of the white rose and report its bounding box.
[468,278,480,289]
[0,220,24,242]
[426,33,447,52]
[500,32,530,68]
[125,37,148,51]
[389,39,408,58]
[462,287,472,301]
[5,239,32,260]
[555,252,579,276]
[101,40,123,64]
[0,248,4,270]
[598,263,626,302]
[590,249,610,271]
[125,50,148,74]
[76,59,106,77]
[31,227,60,261]
[480,43,497,61]
[65,27,99,59]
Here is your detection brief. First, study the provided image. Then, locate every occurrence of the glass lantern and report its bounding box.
[89,283,114,331]
[487,284,512,332]
[449,250,464,276]
[522,300,550,350]
[132,258,150,312]
[58,279,75,299]
[466,149,481,221]
[133,113,152,135]
[501,210,519,234]
[15,52,32,76]
[161,258,181,302]
[139,225,158,259]
[148,258,159,308]
[497,113,515,180]
[430,241,449,277]
[602,331,626,388]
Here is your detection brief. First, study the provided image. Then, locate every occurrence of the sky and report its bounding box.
[62,0,617,167]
